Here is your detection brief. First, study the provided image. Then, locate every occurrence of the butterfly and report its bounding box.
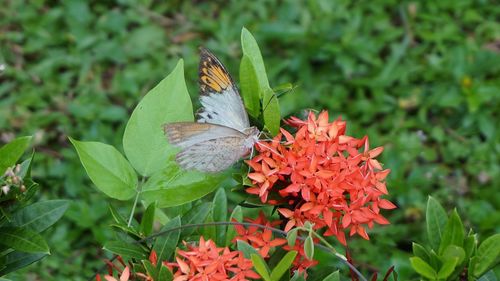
[163,48,260,173]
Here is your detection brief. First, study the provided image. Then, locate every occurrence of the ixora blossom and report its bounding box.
[246,111,396,245]
[167,236,260,281]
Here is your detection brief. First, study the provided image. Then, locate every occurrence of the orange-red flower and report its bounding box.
[246,111,396,245]
[232,212,287,258]
[168,236,260,281]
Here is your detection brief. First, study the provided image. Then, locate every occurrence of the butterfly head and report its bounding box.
[243,126,260,149]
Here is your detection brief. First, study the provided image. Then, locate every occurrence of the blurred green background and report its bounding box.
[1,0,499,280]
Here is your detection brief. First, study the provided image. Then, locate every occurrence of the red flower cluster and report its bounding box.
[246,111,396,245]
[168,236,260,281]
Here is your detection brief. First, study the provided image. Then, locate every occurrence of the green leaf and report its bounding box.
[142,260,158,280]
[241,27,280,135]
[123,60,193,176]
[469,257,478,281]
[153,216,181,265]
[109,204,128,226]
[412,242,430,263]
[437,257,458,279]
[0,136,32,174]
[477,270,498,281]
[239,55,261,118]
[140,165,226,208]
[69,138,137,200]
[439,209,464,254]
[225,205,243,246]
[304,235,314,260]
[140,202,156,236]
[251,254,272,281]
[181,203,211,237]
[103,240,147,260]
[464,232,477,260]
[212,188,227,246]
[410,257,438,279]
[10,200,69,233]
[287,228,298,247]
[290,271,307,281]
[426,196,448,250]
[0,251,47,276]
[474,233,500,276]
[442,245,466,265]
[0,227,49,253]
[322,271,340,281]
[157,265,174,281]
[270,251,297,281]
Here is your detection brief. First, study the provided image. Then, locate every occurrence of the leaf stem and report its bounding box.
[127,177,145,227]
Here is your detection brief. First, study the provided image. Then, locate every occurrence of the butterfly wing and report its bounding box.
[164,122,252,172]
[197,48,250,132]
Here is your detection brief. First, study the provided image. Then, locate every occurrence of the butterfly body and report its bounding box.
[164,48,260,173]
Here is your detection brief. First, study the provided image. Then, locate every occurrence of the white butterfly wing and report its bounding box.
[197,48,250,132]
[164,122,253,172]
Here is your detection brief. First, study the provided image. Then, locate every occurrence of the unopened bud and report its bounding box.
[15,164,21,174]
[20,185,26,192]
[1,185,10,195]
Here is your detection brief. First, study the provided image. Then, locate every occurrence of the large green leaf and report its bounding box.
[153,216,181,265]
[123,60,193,176]
[212,188,227,246]
[70,138,137,200]
[140,164,226,208]
[251,254,271,281]
[439,209,464,254]
[0,227,49,253]
[0,251,47,276]
[241,27,280,135]
[474,234,500,277]
[0,136,32,174]
[426,196,448,250]
[410,257,437,279]
[10,200,69,233]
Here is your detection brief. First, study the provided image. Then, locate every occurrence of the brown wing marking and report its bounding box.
[199,48,235,95]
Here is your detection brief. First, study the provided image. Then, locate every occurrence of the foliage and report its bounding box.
[0,137,68,276]
[410,197,500,280]
[0,0,499,280]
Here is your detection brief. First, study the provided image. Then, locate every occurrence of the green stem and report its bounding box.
[127,177,145,227]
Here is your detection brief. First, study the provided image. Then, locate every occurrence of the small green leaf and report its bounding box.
[251,254,272,281]
[157,265,174,281]
[69,138,137,200]
[103,241,147,260]
[241,27,280,135]
[109,204,128,226]
[464,232,477,260]
[0,136,32,174]
[287,228,298,247]
[270,250,297,281]
[412,242,430,263]
[474,233,500,276]
[10,200,69,233]
[439,209,464,254]
[140,202,156,236]
[426,196,448,250]
[437,257,458,279]
[304,236,314,260]
[123,60,193,176]
[181,202,211,237]
[212,188,227,246]
[0,251,47,276]
[322,271,340,281]
[225,206,243,246]
[0,227,49,253]
[240,55,261,118]
[410,257,437,279]
[442,245,466,265]
[153,216,181,264]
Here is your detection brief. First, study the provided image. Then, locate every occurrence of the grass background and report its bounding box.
[1,0,499,280]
